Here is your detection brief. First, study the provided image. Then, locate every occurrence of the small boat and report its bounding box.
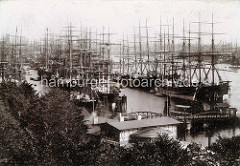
[74,98,97,110]
[73,92,98,111]
[229,65,240,70]
[96,79,120,103]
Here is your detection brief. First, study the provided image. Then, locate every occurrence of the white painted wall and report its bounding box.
[119,129,138,146]
[118,125,178,145]
[158,126,178,139]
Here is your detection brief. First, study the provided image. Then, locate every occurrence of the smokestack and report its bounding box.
[137,114,142,120]
[119,113,124,122]
[93,116,98,124]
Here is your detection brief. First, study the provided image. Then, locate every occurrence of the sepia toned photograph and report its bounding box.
[0,0,240,165]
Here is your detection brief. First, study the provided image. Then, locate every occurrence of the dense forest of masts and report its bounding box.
[0,17,239,82]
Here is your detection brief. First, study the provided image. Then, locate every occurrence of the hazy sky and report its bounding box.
[0,0,240,44]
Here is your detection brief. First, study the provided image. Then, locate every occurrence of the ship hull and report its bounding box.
[74,99,97,110]
[156,82,229,104]
[97,91,116,103]
[120,75,157,91]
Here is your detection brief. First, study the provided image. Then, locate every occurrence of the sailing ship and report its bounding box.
[152,16,230,108]
[229,55,240,70]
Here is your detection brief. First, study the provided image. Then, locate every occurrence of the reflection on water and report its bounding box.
[185,126,240,147]
[217,66,240,116]
[120,88,167,114]
[120,87,240,147]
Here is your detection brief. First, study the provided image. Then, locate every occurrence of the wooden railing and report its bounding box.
[174,113,235,121]
[121,111,162,120]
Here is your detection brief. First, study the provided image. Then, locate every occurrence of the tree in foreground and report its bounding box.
[120,134,191,166]
[0,82,38,165]
[208,135,240,166]
[0,83,91,165]
[20,88,90,165]
[2,81,240,165]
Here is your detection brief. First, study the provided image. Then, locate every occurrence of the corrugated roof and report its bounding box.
[107,116,182,131]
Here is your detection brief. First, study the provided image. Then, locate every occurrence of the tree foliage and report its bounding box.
[0,85,37,165]
[120,134,190,166]
[208,135,240,166]
[0,82,91,165]
[1,81,240,165]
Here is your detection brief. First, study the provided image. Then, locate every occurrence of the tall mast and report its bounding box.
[211,14,215,85]
[146,18,150,73]
[46,28,49,70]
[15,27,18,79]
[182,19,186,80]
[122,34,125,75]
[1,37,5,81]
[159,17,162,59]
[172,18,175,87]
[159,17,162,77]
[154,33,158,74]
[133,28,137,72]
[89,27,92,73]
[108,26,110,60]
[96,29,101,79]
[127,36,130,75]
[188,23,192,85]
[85,27,88,73]
[102,26,105,60]
[107,27,110,77]
[19,30,22,81]
[95,29,98,54]
[163,29,166,79]
[11,35,14,67]
[119,42,122,74]
[99,28,102,69]
[198,14,202,83]
[69,23,73,79]
[85,27,88,50]
[139,21,143,76]
[167,20,170,78]
[80,22,83,74]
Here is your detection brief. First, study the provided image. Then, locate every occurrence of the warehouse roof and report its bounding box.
[107,116,182,131]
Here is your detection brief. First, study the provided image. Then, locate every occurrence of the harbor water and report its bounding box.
[120,64,240,147]
[27,65,240,147]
